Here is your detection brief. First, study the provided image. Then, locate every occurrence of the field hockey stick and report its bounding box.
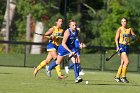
[34,32,63,39]
[34,32,51,38]
[34,32,44,36]
[105,40,133,61]
[67,49,81,61]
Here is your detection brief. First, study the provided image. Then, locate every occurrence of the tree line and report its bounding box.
[0,0,140,53]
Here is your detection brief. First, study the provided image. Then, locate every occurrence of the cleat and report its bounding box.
[46,70,51,77]
[45,65,49,71]
[121,77,129,83]
[77,78,83,82]
[45,65,49,76]
[58,75,68,79]
[75,79,79,83]
[75,77,83,83]
[114,76,122,82]
[45,66,51,77]
[79,70,85,76]
[33,67,38,77]
[65,66,69,74]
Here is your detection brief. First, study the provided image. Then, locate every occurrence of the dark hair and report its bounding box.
[69,19,76,25]
[56,17,63,21]
[121,17,127,21]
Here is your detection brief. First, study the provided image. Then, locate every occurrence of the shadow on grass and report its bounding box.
[66,79,140,87]
[0,72,13,75]
[86,83,140,87]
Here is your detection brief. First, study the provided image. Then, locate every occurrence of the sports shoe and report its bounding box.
[45,65,49,71]
[121,77,129,83]
[75,79,79,83]
[58,75,68,79]
[45,66,51,77]
[75,77,83,83]
[45,65,49,75]
[65,66,69,74]
[33,67,38,77]
[79,70,85,76]
[46,70,51,77]
[114,76,122,82]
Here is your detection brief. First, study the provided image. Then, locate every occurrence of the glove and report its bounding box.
[131,35,136,41]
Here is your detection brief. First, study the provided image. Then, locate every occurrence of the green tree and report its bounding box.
[95,0,140,48]
[13,0,61,41]
[0,0,6,29]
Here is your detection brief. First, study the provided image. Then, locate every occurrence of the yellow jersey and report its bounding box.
[51,26,63,46]
[119,26,132,45]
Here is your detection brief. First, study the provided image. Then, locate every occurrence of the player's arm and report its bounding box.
[62,29,72,53]
[130,28,136,41]
[44,27,54,39]
[115,28,121,51]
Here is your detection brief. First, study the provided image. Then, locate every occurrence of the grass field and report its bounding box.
[0,66,140,93]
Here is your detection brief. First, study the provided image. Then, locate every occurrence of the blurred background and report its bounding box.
[0,0,140,72]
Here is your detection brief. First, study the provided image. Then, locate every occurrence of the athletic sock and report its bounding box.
[55,65,62,76]
[68,63,74,69]
[116,67,122,78]
[79,63,82,72]
[48,61,57,71]
[122,66,127,77]
[77,63,80,74]
[74,63,79,78]
[37,60,47,70]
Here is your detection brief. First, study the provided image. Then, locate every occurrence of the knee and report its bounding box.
[124,60,129,66]
[56,61,60,65]
[45,59,50,64]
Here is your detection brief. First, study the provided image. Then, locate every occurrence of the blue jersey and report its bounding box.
[75,38,80,49]
[58,28,79,56]
[66,28,79,49]
[74,38,80,56]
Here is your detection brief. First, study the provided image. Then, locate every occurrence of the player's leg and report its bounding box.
[65,58,84,75]
[47,55,65,78]
[33,42,55,77]
[65,50,84,75]
[120,53,129,83]
[45,50,57,77]
[45,42,63,77]
[47,45,71,79]
[77,56,85,76]
[49,50,64,78]
[114,44,129,83]
[71,56,83,83]
[67,53,79,70]
[33,53,52,77]
[68,63,74,69]
[65,59,84,75]
[114,59,123,82]
[65,55,74,74]
[55,55,67,79]
[65,62,74,74]
[37,53,52,70]
[51,52,67,79]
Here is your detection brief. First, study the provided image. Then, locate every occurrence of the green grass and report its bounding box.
[0,66,140,93]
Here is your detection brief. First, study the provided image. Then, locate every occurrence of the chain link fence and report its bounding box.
[0,40,140,73]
